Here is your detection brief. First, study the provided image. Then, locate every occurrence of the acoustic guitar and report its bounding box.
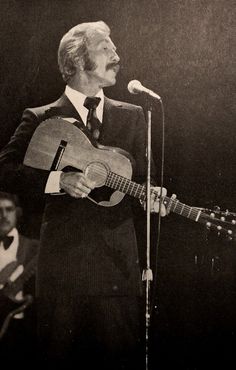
[23,116,236,239]
[0,255,37,339]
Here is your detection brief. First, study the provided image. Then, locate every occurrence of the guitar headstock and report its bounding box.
[201,207,236,241]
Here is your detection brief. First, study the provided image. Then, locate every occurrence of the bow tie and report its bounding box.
[0,235,14,250]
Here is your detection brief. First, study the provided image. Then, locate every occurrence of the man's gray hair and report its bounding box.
[58,21,110,82]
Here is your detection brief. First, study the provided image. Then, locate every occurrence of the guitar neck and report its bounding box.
[106,172,146,200]
[3,255,37,297]
[106,172,205,224]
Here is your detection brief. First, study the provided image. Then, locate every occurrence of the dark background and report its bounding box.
[0,0,235,368]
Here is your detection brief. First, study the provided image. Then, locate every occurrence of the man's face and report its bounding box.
[85,33,120,88]
[0,199,17,236]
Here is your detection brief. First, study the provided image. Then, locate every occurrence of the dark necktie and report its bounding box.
[0,235,14,250]
[83,96,102,140]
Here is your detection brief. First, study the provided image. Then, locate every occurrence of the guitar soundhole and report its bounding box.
[84,162,109,187]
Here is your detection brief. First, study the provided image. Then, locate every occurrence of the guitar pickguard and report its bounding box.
[89,186,118,204]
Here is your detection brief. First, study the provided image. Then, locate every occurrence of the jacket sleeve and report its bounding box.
[0,109,50,199]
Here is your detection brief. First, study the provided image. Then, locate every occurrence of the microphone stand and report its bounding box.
[142,98,153,370]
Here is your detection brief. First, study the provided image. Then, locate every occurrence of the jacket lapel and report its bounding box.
[16,235,26,264]
[45,94,84,126]
[100,97,124,144]
[44,94,125,143]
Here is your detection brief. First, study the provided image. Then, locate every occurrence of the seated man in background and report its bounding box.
[0,191,39,360]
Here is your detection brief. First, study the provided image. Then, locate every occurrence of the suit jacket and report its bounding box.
[13,234,39,303]
[0,234,38,357]
[0,234,39,288]
[17,234,39,264]
[0,94,156,301]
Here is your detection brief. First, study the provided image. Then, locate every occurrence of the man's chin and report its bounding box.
[104,75,117,87]
[109,78,117,86]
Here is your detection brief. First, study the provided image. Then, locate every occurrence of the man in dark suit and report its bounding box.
[0,21,167,368]
[0,191,39,360]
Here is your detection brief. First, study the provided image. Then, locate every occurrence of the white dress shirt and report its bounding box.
[0,227,19,272]
[65,85,104,124]
[45,86,104,193]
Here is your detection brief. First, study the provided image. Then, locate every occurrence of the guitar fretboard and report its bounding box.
[106,172,146,200]
[106,171,202,222]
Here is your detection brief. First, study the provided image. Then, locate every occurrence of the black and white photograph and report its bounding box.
[0,1,235,368]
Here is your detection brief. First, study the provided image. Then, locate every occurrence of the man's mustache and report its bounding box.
[0,218,9,224]
[106,63,120,71]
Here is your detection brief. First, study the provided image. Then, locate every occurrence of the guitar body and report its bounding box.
[24,117,133,207]
[0,256,37,339]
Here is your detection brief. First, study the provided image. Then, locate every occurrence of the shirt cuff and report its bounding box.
[45,171,62,193]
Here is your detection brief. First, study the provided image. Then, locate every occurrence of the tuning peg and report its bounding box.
[214,205,221,212]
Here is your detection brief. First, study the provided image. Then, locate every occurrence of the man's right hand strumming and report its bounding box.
[60,172,96,199]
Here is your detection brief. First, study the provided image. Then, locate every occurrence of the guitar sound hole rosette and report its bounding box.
[84,162,109,187]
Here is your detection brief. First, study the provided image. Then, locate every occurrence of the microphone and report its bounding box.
[127,80,161,100]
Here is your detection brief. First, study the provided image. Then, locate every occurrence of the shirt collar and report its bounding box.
[8,227,18,239]
[65,85,104,125]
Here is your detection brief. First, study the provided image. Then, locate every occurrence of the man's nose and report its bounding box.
[0,209,9,218]
[111,50,120,63]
